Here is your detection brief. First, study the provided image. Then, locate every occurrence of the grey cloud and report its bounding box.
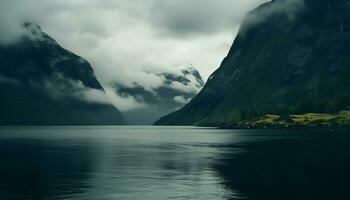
[174,95,190,104]
[118,65,205,124]
[241,0,304,34]
[150,0,268,37]
[0,0,269,113]
[114,65,204,107]
[43,73,113,105]
[0,22,26,45]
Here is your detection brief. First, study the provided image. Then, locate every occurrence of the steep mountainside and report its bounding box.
[0,23,125,125]
[155,0,350,127]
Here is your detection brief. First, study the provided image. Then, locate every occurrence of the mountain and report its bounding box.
[0,23,125,125]
[155,0,350,128]
[116,66,204,124]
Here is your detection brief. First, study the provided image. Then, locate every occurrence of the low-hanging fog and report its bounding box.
[0,0,272,123]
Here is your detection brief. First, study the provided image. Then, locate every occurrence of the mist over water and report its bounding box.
[0,127,349,200]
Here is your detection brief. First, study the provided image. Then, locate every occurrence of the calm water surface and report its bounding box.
[0,126,349,200]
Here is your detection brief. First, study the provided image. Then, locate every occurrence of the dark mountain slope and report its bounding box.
[155,0,350,127]
[0,23,125,125]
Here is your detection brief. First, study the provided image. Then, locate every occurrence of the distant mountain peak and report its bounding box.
[116,65,204,106]
[114,65,204,124]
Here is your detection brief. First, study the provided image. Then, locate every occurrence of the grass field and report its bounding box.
[231,111,350,129]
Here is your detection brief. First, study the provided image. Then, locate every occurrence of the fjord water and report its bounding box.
[0,127,349,200]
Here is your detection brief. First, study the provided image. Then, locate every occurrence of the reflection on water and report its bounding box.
[216,131,350,200]
[0,138,97,200]
[0,127,349,200]
[0,126,241,200]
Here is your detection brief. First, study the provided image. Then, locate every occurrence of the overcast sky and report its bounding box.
[0,0,269,110]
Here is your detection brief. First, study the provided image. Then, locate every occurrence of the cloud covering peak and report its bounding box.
[0,0,270,113]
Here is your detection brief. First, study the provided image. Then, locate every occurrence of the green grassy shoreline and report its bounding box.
[223,111,350,131]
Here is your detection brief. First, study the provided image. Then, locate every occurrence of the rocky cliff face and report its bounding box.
[155,0,350,126]
[0,23,125,125]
